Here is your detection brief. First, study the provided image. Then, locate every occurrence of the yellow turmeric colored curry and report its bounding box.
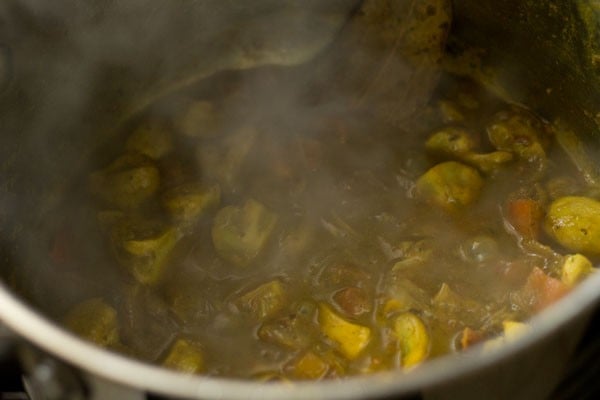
[59,0,599,380]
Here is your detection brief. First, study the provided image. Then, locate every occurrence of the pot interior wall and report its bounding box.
[449,0,600,180]
[0,0,599,393]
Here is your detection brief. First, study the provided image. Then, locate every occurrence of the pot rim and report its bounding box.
[0,270,599,399]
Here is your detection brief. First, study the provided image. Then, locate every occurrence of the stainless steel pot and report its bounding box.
[1,1,599,399]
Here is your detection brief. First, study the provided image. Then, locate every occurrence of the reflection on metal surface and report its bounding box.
[20,353,87,400]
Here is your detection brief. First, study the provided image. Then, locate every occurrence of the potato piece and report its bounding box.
[176,100,220,138]
[393,313,429,368]
[126,119,173,159]
[561,254,595,286]
[212,199,278,267]
[415,161,484,212]
[291,352,329,380]
[438,100,465,123]
[112,218,179,285]
[121,227,175,256]
[463,151,513,174]
[502,320,529,341]
[162,183,220,224]
[89,153,160,210]
[64,298,119,348]
[545,196,600,255]
[482,321,529,353]
[425,128,512,174]
[165,282,216,325]
[425,127,476,157]
[318,303,371,360]
[236,280,287,321]
[162,339,204,374]
[127,237,178,285]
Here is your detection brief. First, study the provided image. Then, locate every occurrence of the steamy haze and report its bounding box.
[0,0,456,376]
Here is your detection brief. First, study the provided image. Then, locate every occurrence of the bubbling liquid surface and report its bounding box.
[60,68,598,380]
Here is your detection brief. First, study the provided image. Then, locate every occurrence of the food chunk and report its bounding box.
[258,301,316,350]
[487,108,550,172]
[126,119,173,159]
[438,100,465,123]
[544,196,600,255]
[506,198,544,239]
[290,351,330,380]
[165,280,216,325]
[425,127,477,157]
[381,278,431,317]
[502,320,529,341]
[64,298,119,348]
[176,100,220,138]
[482,320,529,352]
[392,312,430,368]
[318,263,371,290]
[332,287,372,317]
[111,218,179,284]
[561,254,595,286]
[162,183,220,224]
[425,128,513,174]
[465,151,514,174]
[162,339,204,374]
[318,303,371,360]
[90,153,160,209]
[236,280,287,320]
[458,327,484,350]
[212,199,278,267]
[415,161,484,212]
[517,267,570,311]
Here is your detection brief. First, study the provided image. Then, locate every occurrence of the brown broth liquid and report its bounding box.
[61,66,593,380]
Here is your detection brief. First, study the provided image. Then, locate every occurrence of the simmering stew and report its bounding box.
[56,67,599,380]
[47,1,599,380]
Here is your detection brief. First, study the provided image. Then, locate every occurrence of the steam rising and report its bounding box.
[0,0,451,373]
